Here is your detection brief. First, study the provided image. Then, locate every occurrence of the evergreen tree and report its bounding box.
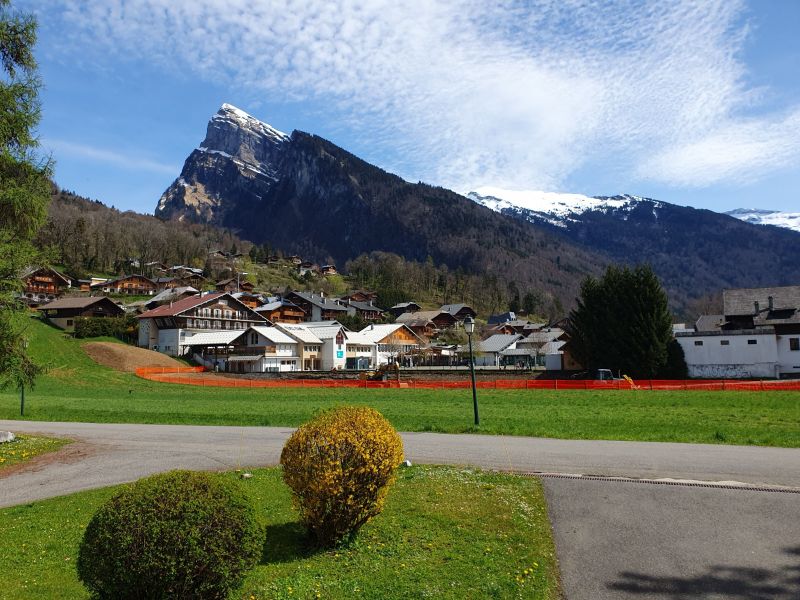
[0,0,51,391]
[568,265,676,378]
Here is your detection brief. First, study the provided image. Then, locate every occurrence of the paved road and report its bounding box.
[2,420,799,599]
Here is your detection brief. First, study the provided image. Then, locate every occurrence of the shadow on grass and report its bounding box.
[607,545,800,599]
[261,521,324,565]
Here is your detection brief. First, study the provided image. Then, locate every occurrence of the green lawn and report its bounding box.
[2,317,799,447]
[0,466,562,599]
[0,435,70,470]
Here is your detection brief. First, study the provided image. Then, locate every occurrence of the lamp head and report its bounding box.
[464,315,475,335]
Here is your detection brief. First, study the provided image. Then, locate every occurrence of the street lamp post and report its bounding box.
[464,315,479,426]
[236,271,249,293]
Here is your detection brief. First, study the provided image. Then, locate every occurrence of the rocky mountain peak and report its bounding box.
[155,103,291,223]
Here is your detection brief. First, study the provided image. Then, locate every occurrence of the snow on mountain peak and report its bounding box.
[725,208,800,233]
[467,187,646,227]
[215,103,290,143]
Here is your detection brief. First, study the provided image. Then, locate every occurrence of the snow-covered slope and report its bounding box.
[724,208,800,233]
[467,187,657,228]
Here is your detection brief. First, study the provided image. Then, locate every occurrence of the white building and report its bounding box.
[137,292,267,357]
[276,321,350,370]
[676,285,800,379]
[358,323,423,366]
[227,326,300,373]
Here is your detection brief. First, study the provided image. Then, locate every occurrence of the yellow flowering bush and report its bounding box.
[281,406,404,547]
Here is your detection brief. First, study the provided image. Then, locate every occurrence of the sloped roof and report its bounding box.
[396,310,452,323]
[479,334,522,353]
[21,266,71,285]
[92,274,156,287]
[390,301,420,310]
[723,285,800,316]
[441,303,471,315]
[523,329,564,344]
[695,314,725,332]
[358,323,422,344]
[38,296,122,311]
[183,331,244,346]
[344,331,376,345]
[288,291,348,311]
[275,323,323,344]
[249,326,297,344]
[149,287,199,305]
[346,300,384,312]
[138,292,225,318]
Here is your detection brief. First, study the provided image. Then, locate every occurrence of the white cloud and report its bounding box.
[44,139,180,175]
[37,0,800,190]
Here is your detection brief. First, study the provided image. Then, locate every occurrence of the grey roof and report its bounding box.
[723,285,800,316]
[487,312,516,325]
[440,303,475,315]
[345,300,384,312]
[523,329,564,344]
[289,291,348,312]
[390,301,420,309]
[149,287,199,304]
[183,331,243,346]
[274,323,324,344]
[249,326,297,345]
[695,314,725,332]
[479,334,522,353]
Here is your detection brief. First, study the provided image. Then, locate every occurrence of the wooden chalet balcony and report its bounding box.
[230,345,277,356]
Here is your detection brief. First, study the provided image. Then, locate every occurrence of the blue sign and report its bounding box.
[336,350,344,359]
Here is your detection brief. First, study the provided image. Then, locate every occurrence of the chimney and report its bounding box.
[320,291,324,299]
[754,301,760,314]
[768,296,774,310]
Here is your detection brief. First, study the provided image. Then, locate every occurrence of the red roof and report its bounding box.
[137,292,223,318]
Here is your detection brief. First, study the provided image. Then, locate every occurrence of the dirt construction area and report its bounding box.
[83,342,183,372]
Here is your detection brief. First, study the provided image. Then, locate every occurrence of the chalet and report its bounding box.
[358,323,423,366]
[676,285,800,378]
[267,255,280,264]
[341,290,378,303]
[440,303,477,321]
[39,296,124,331]
[477,334,524,367]
[19,267,71,305]
[255,299,306,324]
[487,312,516,325]
[231,291,265,309]
[174,273,207,289]
[285,291,348,322]
[288,255,302,265]
[321,264,338,276]
[298,262,319,277]
[215,278,255,293]
[137,292,268,357]
[397,317,437,339]
[396,310,457,330]
[77,279,92,292]
[145,286,199,310]
[92,275,158,296]
[153,277,178,290]
[388,301,421,318]
[225,326,300,373]
[342,299,384,321]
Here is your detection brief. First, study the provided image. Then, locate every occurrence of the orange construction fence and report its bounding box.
[134,367,800,391]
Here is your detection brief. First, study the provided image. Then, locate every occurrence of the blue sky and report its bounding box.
[22,0,800,214]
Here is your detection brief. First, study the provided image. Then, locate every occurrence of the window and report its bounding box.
[748,339,757,345]
[67,319,74,327]
[694,340,703,346]
[720,340,729,346]
[790,338,800,351]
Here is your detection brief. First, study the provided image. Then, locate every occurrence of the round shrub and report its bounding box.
[77,470,263,600]
[281,406,404,547]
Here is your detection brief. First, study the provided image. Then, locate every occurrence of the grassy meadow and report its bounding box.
[0,465,562,599]
[1,316,798,447]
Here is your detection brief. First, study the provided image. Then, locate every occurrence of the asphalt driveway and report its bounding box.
[2,420,798,599]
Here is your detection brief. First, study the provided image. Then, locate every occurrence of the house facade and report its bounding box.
[19,267,71,305]
[39,297,125,331]
[256,300,306,324]
[676,285,800,379]
[137,292,268,356]
[359,323,423,366]
[226,326,300,373]
[285,291,348,322]
[92,275,158,296]
[275,322,350,370]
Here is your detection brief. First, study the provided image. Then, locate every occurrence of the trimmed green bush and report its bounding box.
[77,470,263,600]
[281,406,404,547]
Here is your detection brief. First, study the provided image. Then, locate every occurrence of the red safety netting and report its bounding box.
[133,367,800,391]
